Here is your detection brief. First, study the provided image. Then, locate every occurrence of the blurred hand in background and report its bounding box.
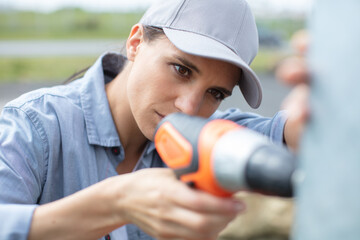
[277,29,311,152]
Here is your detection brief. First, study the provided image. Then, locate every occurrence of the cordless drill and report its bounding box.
[154,113,297,198]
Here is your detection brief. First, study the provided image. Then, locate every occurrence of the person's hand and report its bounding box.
[276,29,311,151]
[114,168,245,240]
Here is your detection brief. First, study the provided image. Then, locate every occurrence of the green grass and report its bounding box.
[0,9,143,40]
[0,56,97,83]
[251,48,288,74]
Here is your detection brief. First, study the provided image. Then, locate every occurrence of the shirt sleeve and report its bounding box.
[210,108,288,144]
[0,106,47,240]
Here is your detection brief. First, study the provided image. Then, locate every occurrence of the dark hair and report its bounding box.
[143,25,166,42]
[64,25,165,84]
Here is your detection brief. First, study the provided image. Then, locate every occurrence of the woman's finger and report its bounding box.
[276,56,310,86]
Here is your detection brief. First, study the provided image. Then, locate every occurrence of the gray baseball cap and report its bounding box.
[140,0,262,108]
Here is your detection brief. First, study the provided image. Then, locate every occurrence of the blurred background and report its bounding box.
[0,1,314,240]
[0,0,313,117]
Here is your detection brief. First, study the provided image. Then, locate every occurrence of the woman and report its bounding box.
[0,0,303,239]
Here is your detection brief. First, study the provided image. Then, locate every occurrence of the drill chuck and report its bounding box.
[212,129,295,197]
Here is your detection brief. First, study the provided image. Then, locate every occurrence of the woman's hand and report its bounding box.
[29,168,243,240]
[276,30,311,151]
[115,168,245,240]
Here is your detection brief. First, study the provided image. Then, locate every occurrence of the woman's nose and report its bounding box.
[174,91,203,116]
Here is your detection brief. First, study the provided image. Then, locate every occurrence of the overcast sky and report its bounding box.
[1,0,313,13]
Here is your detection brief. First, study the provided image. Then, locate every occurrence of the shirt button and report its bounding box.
[104,234,111,240]
[111,147,120,156]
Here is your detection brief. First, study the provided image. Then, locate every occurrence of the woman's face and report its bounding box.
[126,29,240,140]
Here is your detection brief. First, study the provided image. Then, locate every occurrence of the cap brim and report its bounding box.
[163,28,262,109]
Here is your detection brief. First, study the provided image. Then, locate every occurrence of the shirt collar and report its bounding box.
[79,52,126,147]
[145,141,156,156]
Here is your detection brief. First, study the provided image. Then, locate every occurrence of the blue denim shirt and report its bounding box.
[0,53,287,240]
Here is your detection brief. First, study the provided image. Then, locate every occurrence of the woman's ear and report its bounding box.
[126,24,145,61]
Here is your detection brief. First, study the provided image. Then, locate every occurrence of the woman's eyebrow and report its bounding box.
[173,55,200,74]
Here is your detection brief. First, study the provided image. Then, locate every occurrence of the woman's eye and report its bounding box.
[208,89,225,101]
[174,64,191,77]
